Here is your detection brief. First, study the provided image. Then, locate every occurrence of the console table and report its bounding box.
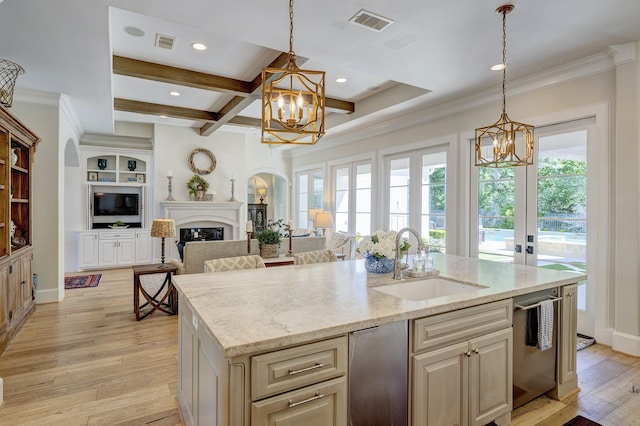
[133,263,179,320]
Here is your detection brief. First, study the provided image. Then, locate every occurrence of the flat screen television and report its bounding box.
[93,192,139,216]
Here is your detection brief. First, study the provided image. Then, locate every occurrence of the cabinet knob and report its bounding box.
[473,348,479,354]
[464,350,471,357]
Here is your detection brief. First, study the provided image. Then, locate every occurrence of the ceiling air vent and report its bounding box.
[348,9,394,32]
[155,33,176,50]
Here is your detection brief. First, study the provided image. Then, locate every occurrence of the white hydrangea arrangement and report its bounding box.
[357,230,410,259]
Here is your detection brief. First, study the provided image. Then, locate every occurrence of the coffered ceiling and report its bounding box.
[1,0,640,147]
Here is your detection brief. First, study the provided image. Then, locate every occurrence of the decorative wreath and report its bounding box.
[188,148,216,175]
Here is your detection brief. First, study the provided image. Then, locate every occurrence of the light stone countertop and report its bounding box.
[172,253,585,357]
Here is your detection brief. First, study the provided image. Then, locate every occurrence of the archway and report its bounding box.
[247,168,289,226]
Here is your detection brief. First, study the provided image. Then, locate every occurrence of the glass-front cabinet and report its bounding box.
[0,105,41,354]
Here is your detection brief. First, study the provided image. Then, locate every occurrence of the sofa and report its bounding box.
[172,236,326,274]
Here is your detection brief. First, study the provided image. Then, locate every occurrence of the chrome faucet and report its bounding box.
[393,227,427,279]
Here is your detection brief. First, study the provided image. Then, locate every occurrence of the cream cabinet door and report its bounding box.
[412,341,469,426]
[468,328,512,426]
[251,376,347,426]
[557,284,578,397]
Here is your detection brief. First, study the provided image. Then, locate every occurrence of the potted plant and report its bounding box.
[187,175,210,201]
[356,230,410,273]
[256,219,284,258]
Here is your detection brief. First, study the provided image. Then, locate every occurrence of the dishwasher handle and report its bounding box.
[514,296,563,311]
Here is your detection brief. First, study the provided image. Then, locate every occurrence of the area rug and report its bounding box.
[563,415,602,425]
[64,274,101,289]
[577,333,596,351]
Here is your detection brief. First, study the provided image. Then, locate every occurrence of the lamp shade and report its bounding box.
[315,212,334,229]
[150,219,176,239]
[308,208,322,222]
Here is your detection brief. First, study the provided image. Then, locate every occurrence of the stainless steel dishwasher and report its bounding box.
[513,287,562,408]
[349,320,408,425]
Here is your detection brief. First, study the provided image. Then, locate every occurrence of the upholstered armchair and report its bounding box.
[325,231,355,259]
[204,254,266,272]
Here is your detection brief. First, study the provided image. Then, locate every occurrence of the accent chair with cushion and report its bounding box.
[204,254,266,272]
[293,249,338,265]
[325,231,355,259]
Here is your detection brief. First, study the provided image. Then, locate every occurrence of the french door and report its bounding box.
[471,118,593,336]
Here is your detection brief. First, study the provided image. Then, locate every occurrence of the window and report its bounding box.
[384,147,448,252]
[296,169,324,229]
[332,161,372,236]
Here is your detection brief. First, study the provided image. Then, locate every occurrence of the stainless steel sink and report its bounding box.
[372,277,487,301]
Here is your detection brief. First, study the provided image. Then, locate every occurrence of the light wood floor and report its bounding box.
[0,268,639,425]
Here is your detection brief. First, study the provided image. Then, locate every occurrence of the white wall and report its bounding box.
[151,126,288,258]
[12,96,64,303]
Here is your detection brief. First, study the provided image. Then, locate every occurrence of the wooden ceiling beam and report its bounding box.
[199,52,294,136]
[113,54,355,136]
[113,56,253,96]
[114,98,261,130]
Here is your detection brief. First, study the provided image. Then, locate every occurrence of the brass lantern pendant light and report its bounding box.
[475,4,534,168]
[261,0,326,145]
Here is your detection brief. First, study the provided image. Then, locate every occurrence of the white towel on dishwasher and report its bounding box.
[537,299,554,351]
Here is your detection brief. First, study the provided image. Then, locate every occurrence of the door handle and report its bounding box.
[526,245,534,254]
[515,244,522,253]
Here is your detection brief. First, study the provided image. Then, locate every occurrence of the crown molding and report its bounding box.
[605,42,636,65]
[286,48,618,159]
[80,133,153,150]
[60,94,84,137]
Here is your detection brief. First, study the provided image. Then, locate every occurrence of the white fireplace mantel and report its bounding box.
[160,201,244,239]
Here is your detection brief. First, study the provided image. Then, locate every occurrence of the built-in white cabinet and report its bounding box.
[78,230,151,270]
[135,230,151,264]
[411,299,513,426]
[79,232,99,268]
[99,234,135,267]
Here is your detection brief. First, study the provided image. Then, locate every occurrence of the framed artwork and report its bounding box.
[88,172,97,181]
[136,174,145,183]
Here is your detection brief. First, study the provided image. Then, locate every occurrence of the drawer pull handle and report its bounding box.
[288,392,324,408]
[289,362,326,376]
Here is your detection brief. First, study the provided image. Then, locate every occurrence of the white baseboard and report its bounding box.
[35,288,60,304]
[612,331,640,357]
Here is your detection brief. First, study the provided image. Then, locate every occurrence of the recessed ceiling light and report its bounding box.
[192,42,207,51]
[169,91,181,97]
[491,63,506,71]
[336,77,348,83]
[159,115,168,119]
[124,26,145,37]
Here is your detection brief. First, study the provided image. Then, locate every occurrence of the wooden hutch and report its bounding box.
[0,105,40,353]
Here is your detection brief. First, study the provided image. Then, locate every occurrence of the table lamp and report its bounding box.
[308,208,322,232]
[315,211,334,237]
[151,218,176,266]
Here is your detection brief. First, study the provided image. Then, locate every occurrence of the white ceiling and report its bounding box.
[1,0,639,144]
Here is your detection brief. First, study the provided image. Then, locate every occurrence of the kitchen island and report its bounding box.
[173,253,585,426]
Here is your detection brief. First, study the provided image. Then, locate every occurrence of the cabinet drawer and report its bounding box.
[251,376,347,426]
[413,299,512,353]
[99,231,135,239]
[251,336,347,401]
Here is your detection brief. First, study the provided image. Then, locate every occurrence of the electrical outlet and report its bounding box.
[632,384,639,394]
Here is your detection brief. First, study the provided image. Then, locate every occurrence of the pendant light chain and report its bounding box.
[501,7,507,116]
[288,0,295,57]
